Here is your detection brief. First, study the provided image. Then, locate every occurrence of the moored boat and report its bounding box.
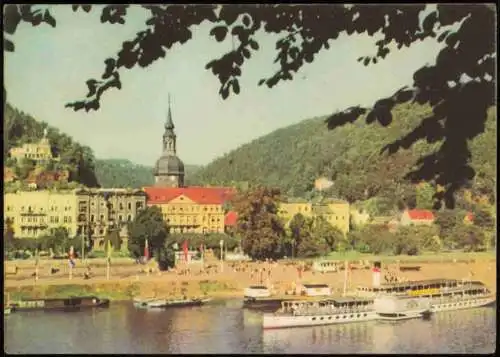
[262,297,376,329]
[355,278,495,314]
[9,296,110,312]
[134,297,212,309]
[243,284,333,310]
[4,307,12,315]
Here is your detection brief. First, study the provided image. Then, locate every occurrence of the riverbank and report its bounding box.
[5,254,496,302]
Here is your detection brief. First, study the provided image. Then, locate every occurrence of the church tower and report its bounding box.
[153,95,185,187]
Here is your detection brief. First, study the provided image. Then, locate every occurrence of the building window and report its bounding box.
[127,215,132,221]
[128,202,132,210]
[91,215,95,222]
[119,203,124,210]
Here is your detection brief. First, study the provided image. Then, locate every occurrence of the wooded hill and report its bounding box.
[4,102,99,187]
[3,102,201,189]
[191,103,496,212]
[94,159,201,188]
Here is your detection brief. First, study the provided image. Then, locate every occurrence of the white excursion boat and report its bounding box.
[262,297,376,329]
[355,279,495,314]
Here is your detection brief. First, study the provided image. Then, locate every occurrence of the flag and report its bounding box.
[107,240,113,261]
[144,239,150,260]
[68,246,75,268]
[182,240,189,262]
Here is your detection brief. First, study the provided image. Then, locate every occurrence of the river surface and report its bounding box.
[4,300,496,354]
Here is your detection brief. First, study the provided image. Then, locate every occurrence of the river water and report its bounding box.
[4,300,496,354]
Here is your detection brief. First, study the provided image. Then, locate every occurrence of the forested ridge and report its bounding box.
[3,102,201,189]
[4,102,99,188]
[95,159,201,188]
[192,103,496,212]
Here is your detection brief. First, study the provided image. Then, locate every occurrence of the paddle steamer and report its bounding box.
[355,278,495,313]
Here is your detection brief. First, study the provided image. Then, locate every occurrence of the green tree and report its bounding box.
[288,213,310,258]
[16,158,36,180]
[127,206,171,268]
[233,187,285,260]
[4,218,17,253]
[313,216,344,252]
[358,225,395,255]
[416,182,435,210]
[39,227,71,255]
[434,210,462,245]
[452,224,485,252]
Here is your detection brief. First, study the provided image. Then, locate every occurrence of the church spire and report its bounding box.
[165,93,174,130]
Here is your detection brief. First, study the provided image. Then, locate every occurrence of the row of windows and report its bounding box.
[89,214,133,222]
[16,215,74,224]
[162,215,222,224]
[6,205,72,212]
[164,205,223,213]
[22,153,51,159]
[20,227,73,237]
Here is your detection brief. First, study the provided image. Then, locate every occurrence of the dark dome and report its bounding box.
[154,154,185,176]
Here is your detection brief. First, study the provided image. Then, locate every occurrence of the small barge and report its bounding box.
[133,297,212,309]
[9,296,110,312]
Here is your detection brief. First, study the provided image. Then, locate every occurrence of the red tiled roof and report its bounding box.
[406,209,435,221]
[225,211,238,226]
[144,186,236,205]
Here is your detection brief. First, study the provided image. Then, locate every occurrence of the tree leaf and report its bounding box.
[209,25,228,42]
[233,79,240,94]
[4,38,15,52]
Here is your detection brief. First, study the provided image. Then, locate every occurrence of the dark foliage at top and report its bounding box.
[4,4,496,207]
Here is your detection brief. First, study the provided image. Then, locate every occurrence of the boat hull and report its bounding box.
[135,298,211,309]
[263,311,377,329]
[10,297,110,312]
[376,309,431,321]
[430,296,496,313]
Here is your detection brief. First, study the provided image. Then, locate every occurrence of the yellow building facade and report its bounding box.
[3,188,147,246]
[143,187,235,234]
[279,198,350,235]
[4,190,79,238]
[8,130,55,162]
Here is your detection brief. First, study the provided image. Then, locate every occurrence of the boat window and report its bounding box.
[320,317,324,320]
[312,317,316,321]
[357,314,360,317]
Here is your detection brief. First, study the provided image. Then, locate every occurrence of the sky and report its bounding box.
[4,5,445,167]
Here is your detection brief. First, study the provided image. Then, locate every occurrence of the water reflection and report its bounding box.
[4,304,496,354]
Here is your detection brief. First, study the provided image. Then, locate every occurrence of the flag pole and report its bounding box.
[106,240,111,280]
[69,245,74,280]
[343,260,348,296]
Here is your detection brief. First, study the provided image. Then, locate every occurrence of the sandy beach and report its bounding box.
[4,254,496,300]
